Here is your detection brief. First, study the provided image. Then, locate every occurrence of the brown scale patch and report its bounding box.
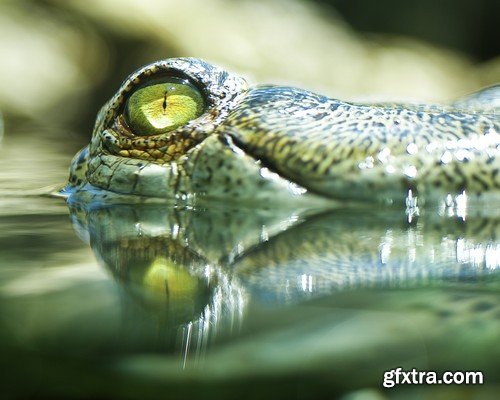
[100,115,204,164]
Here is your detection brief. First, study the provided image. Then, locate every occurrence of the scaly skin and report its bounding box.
[66,58,500,205]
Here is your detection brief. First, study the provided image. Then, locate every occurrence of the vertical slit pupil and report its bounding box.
[162,91,168,112]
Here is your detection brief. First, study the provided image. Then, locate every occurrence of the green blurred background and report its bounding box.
[1,0,499,135]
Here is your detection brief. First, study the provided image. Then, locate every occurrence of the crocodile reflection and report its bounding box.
[67,201,499,365]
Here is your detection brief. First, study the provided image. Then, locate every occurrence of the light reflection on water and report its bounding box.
[63,196,500,366]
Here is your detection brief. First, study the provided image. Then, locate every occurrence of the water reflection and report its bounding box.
[67,198,499,366]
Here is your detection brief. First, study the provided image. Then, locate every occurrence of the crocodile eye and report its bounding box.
[124,77,205,135]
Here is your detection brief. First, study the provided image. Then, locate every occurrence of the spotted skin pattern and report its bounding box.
[67,58,500,205]
[225,86,500,202]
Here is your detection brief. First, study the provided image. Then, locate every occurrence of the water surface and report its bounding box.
[1,126,499,399]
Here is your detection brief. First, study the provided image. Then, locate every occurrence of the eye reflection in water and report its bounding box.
[72,205,248,367]
[67,197,499,368]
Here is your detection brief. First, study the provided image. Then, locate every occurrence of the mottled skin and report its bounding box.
[67,58,499,206]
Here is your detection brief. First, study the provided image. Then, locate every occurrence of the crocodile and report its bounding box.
[61,59,500,394]
[65,58,500,207]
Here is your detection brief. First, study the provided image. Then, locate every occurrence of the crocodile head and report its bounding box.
[66,58,499,206]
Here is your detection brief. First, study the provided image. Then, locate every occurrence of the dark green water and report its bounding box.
[0,126,499,399]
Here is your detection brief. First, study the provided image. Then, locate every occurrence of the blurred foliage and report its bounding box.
[0,0,498,132]
[321,0,500,61]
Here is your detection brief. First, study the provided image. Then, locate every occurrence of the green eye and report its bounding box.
[125,78,205,135]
